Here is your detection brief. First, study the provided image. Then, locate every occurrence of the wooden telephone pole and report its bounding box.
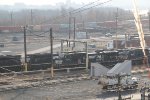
[50,28,54,77]
[115,8,118,49]
[24,26,27,71]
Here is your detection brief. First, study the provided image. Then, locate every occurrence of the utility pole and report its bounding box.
[31,9,33,25]
[69,13,71,47]
[24,26,27,71]
[115,8,118,49]
[85,42,88,70]
[125,33,127,48]
[83,20,85,31]
[148,11,150,32]
[50,28,54,78]
[61,40,63,53]
[117,74,122,100]
[73,17,76,47]
[10,12,13,26]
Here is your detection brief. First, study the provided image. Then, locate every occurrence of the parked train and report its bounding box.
[0,48,149,73]
[94,48,150,68]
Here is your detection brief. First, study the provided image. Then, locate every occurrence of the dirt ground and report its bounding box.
[0,79,100,100]
[0,79,145,100]
[0,72,149,100]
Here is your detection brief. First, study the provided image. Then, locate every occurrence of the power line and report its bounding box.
[34,0,113,26]
[8,0,113,39]
[27,30,49,37]
[71,0,113,14]
[26,0,113,38]
[70,0,102,14]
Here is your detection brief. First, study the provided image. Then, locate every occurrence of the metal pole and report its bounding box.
[149,11,150,32]
[67,40,68,47]
[73,17,76,47]
[83,20,85,31]
[125,33,127,48]
[10,12,13,26]
[115,8,118,49]
[24,26,27,71]
[50,28,54,77]
[31,9,33,25]
[85,42,88,70]
[61,40,63,53]
[69,13,71,47]
[118,74,122,100]
[86,32,88,39]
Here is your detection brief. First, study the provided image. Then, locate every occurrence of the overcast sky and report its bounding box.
[0,0,149,9]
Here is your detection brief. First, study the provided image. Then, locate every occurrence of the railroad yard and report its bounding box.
[0,0,150,100]
[0,30,150,100]
[0,31,150,100]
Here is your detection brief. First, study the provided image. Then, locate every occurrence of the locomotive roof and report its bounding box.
[96,50,118,54]
[103,51,118,53]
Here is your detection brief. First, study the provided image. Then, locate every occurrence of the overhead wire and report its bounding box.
[27,30,49,37]
[70,0,101,13]
[20,0,114,39]
[38,0,98,24]
[32,0,113,26]
[71,0,113,14]
[26,0,113,38]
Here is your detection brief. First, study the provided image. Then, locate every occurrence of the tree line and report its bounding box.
[0,7,134,26]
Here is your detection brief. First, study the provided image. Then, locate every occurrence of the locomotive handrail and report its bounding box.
[0,67,87,75]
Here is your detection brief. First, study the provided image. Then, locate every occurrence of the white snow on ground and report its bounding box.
[21,42,69,57]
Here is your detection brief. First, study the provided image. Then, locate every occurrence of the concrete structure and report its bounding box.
[90,63,109,77]
[107,60,132,76]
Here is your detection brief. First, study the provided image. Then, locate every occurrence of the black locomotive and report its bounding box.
[0,48,149,73]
